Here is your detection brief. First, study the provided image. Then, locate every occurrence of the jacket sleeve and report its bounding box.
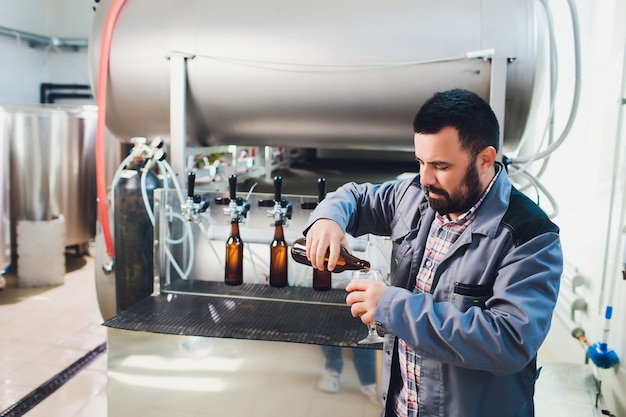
[375,232,563,376]
[303,179,408,237]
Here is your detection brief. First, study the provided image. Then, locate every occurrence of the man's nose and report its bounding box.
[420,165,435,186]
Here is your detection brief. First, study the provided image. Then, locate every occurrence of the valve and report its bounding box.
[301,177,326,210]
[259,176,292,224]
[129,136,167,162]
[215,174,250,222]
[181,171,210,222]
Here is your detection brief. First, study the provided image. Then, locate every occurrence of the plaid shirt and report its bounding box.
[393,167,501,417]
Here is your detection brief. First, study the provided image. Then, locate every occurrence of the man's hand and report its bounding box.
[345,280,387,324]
[305,219,350,271]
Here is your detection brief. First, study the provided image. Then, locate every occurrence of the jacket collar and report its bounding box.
[468,162,511,238]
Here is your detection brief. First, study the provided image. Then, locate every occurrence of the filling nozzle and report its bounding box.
[227,198,251,222]
[269,200,292,224]
[181,171,210,222]
[265,176,292,224]
[217,174,250,222]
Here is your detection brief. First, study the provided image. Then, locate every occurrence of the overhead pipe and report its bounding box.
[45,93,93,104]
[0,26,88,49]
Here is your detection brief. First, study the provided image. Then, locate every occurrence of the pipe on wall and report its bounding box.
[0,26,88,50]
[39,83,93,104]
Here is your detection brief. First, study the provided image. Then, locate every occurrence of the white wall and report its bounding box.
[0,0,93,104]
[534,0,626,414]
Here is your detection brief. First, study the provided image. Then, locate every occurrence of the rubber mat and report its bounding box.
[104,280,381,349]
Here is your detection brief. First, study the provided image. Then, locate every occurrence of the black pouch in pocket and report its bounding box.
[451,282,492,311]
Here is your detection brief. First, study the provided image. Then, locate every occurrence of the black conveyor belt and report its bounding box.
[103,280,381,349]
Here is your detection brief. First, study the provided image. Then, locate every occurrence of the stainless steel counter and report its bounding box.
[103,281,384,416]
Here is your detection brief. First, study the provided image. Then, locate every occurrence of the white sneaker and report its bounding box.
[0,276,5,290]
[360,384,380,406]
[318,369,341,393]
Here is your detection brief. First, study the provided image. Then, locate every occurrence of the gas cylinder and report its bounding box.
[113,157,160,312]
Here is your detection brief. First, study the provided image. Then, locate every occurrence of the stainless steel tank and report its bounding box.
[0,110,10,273]
[1,105,98,249]
[89,0,545,153]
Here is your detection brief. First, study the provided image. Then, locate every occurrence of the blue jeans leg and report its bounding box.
[321,345,344,374]
[352,348,376,386]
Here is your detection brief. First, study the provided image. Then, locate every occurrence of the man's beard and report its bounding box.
[424,159,483,216]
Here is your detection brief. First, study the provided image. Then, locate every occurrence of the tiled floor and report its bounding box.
[0,250,603,417]
[0,253,107,417]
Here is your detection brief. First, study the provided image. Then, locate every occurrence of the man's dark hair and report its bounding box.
[413,89,500,156]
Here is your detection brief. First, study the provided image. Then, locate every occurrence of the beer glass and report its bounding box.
[351,269,386,344]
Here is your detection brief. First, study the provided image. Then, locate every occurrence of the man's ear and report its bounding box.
[477,146,497,173]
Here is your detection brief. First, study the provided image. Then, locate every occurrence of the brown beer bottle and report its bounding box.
[225,218,244,285]
[269,220,288,287]
[291,237,370,273]
[311,178,331,291]
[313,268,332,291]
[225,174,243,285]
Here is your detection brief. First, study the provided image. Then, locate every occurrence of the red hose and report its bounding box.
[96,0,128,259]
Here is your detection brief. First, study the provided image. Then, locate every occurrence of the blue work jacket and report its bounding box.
[306,166,563,417]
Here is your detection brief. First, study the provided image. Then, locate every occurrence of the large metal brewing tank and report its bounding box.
[89,0,544,153]
[0,111,10,273]
[1,105,98,249]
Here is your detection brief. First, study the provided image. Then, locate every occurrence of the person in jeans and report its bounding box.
[318,346,378,405]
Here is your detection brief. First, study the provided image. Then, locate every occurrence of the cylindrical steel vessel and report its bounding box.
[1,105,98,248]
[89,0,545,153]
[0,110,10,273]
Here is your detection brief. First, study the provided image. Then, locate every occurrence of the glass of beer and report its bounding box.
[351,269,386,344]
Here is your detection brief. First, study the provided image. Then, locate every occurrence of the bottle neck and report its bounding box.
[230,218,240,235]
[357,261,370,270]
[273,220,285,240]
[313,268,331,277]
[342,248,370,270]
